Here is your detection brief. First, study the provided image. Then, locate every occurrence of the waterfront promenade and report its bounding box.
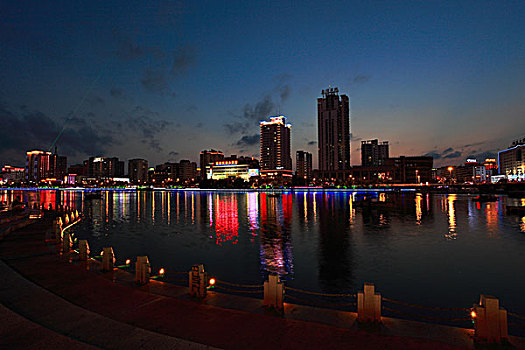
[0,216,523,349]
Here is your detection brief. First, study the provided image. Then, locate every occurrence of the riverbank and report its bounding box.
[1,216,525,349]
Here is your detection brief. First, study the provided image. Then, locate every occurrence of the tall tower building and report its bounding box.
[296,150,313,179]
[317,87,350,171]
[361,139,389,166]
[260,116,292,171]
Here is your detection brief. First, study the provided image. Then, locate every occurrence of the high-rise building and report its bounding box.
[26,150,51,182]
[498,139,525,177]
[361,139,389,167]
[128,159,149,184]
[200,149,224,179]
[179,160,197,182]
[296,151,312,179]
[317,87,350,171]
[260,116,292,171]
[49,147,67,180]
[87,157,125,179]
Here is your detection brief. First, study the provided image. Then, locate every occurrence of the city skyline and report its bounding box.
[1,1,525,169]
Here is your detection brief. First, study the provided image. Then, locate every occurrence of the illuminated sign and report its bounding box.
[215,160,238,166]
[466,159,477,163]
[248,169,259,177]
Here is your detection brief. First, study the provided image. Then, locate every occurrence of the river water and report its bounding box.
[2,189,525,328]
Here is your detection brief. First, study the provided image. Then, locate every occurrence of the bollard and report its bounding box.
[62,232,72,253]
[357,283,381,323]
[102,247,115,271]
[78,240,90,260]
[189,264,208,298]
[473,295,508,343]
[263,274,284,311]
[135,256,151,285]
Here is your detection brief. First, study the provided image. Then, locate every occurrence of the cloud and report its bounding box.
[0,105,114,160]
[141,69,169,93]
[307,141,317,146]
[442,147,454,155]
[466,150,498,161]
[350,133,362,142]
[113,35,145,60]
[110,88,125,98]
[125,106,172,151]
[274,74,292,103]
[443,151,462,159]
[423,151,442,159]
[352,74,371,84]
[235,134,259,147]
[169,151,179,156]
[171,46,197,74]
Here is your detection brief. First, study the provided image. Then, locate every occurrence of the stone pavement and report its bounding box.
[0,217,521,349]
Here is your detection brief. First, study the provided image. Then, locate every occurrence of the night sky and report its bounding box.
[1,1,524,169]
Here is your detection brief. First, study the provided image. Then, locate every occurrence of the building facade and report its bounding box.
[361,139,389,167]
[296,150,313,179]
[260,116,292,171]
[317,87,350,171]
[128,159,149,184]
[498,140,525,177]
[26,150,51,182]
[200,149,224,179]
[87,157,125,179]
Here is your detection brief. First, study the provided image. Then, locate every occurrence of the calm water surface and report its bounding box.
[2,189,525,320]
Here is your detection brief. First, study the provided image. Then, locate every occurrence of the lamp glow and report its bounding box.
[471,310,477,318]
[209,278,216,286]
[159,268,165,275]
[125,259,131,265]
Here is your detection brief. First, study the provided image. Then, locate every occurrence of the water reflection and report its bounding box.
[445,194,457,239]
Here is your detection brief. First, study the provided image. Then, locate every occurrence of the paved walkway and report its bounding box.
[0,217,520,349]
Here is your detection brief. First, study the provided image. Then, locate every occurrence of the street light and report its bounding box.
[447,167,454,184]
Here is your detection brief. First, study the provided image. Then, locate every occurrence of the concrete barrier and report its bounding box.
[102,247,115,272]
[78,240,90,260]
[473,295,508,343]
[135,256,151,285]
[263,275,284,311]
[189,264,207,298]
[357,283,381,323]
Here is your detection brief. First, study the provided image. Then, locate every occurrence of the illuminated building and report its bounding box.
[384,156,433,183]
[26,150,51,182]
[200,150,224,179]
[49,147,67,181]
[128,159,149,184]
[87,157,124,179]
[296,151,312,179]
[361,139,389,166]
[498,139,525,178]
[207,160,259,181]
[317,87,350,172]
[260,116,292,171]
[1,166,25,183]
[179,160,197,182]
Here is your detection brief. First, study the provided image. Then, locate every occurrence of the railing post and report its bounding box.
[135,256,151,285]
[357,283,381,323]
[102,247,115,271]
[263,274,284,311]
[473,295,508,343]
[78,240,90,260]
[189,264,207,298]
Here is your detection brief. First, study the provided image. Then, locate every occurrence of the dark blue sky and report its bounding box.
[1,0,524,168]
